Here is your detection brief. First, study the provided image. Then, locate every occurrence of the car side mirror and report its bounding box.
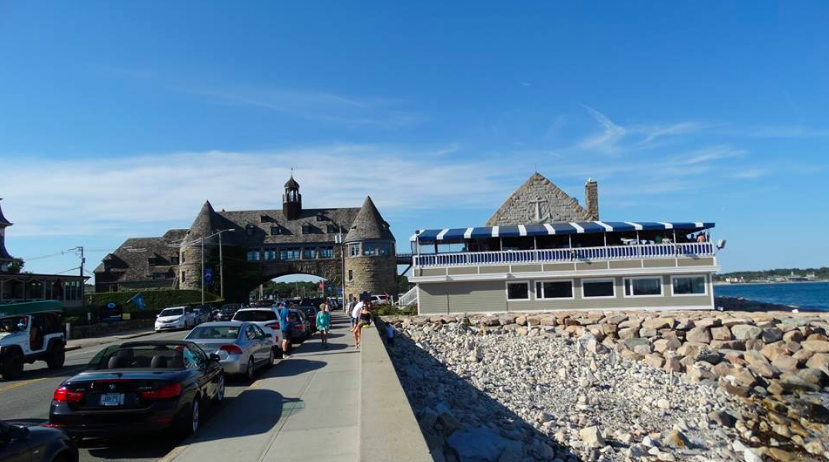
[17,323,26,331]
[209,353,221,363]
[7,425,28,442]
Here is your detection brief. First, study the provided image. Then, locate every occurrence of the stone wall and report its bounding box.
[487,174,592,226]
[69,319,154,340]
[345,255,397,303]
[386,310,829,460]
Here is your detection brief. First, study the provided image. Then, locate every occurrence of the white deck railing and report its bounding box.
[413,242,714,268]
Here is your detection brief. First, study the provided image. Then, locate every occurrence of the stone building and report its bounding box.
[486,173,599,226]
[95,177,398,303]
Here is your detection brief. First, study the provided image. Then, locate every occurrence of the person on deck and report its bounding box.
[316,303,331,349]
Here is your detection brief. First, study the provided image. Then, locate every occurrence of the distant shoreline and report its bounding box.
[713,280,829,287]
[714,295,826,312]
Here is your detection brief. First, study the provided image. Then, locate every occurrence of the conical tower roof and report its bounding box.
[186,201,225,240]
[344,196,394,243]
[0,198,11,227]
[285,176,300,189]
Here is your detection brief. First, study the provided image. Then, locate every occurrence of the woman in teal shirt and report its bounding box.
[316,304,331,349]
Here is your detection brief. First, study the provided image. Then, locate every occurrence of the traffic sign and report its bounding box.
[204,268,213,284]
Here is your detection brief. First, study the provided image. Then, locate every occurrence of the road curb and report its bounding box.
[116,331,156,340]
[65,345,82,352]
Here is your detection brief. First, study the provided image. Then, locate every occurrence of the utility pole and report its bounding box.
[336,232,347,311]
[218,231,224,301]
[79,246,85,308]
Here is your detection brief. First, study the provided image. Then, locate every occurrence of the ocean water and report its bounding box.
[714,281,829,310]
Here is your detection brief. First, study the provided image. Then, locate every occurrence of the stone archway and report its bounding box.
[223,259,343,303]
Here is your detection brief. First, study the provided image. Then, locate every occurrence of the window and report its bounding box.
[247,250,261,261]
[153,272,168,280]
[348,270,353,281]
[263,249,277,261]
[303,248,316,259]
[170,256,179,265]
[246,225,255,236]
[148,258,158,266]
[507,282,530,301]
[181,271,186,282]
[363,242,377,256]
[280,247,300,261]
[624,277,662,297]
[270,226,282,236]
[181,252,186,263]
[348,243,361,257]
[672,275,707,296]
[260,215,271,223]
[302,224,312,234]
[582,279,615,298]
[319,246,334,258]
[377,242,392,256]
[536,280,573,299]
[327,224,338,233]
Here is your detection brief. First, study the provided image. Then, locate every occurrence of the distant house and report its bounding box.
[0,199,87,308]
[409,173,719,314]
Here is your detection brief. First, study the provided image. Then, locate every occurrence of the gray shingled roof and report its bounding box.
[94,232,185,282]
[344,196,394,243]
[186,201,228,240]
[217,207,360,246]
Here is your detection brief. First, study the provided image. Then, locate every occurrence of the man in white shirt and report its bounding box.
[350,300,364,328]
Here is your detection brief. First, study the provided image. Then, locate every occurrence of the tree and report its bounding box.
[7,259,24,274]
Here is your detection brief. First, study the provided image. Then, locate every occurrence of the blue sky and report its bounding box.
[1,1,828,278]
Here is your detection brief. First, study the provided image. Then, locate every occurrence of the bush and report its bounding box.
[85,289,222,315]
[371,303,417,316]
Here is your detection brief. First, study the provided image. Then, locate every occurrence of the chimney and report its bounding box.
[585,178,599,220]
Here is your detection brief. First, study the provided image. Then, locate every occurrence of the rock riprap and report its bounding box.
[384,311,829,461]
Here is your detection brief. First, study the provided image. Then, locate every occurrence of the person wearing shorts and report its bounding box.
[279,304,291,357]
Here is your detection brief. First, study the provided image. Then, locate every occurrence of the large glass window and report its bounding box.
[319,246,334,258]
[247,250,260,261]
[280,248,300,261]
[536,280,573,299]
[303,248,316,259]
[348,243,361,257]
[506,282,530,301]
[363,242,377,256]
[263,249,277,261]
[582,279,615,298]
[624,277,662,297]
[672,276,707,295]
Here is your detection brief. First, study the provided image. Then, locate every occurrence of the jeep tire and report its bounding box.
[1,350,24,380]
[47,341,66,369]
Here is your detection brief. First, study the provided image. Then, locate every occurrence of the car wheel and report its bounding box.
[176,397,200,436]
[275,346,283,359]
[246,357,255,382]
[0,351,23,380]
[214,374,225,403]
[267,348,274,368]
[47,341,66,369]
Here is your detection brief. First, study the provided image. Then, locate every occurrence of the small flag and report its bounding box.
[128,292,147,310]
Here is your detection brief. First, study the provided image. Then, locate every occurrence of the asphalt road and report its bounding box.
[0,328,278,462]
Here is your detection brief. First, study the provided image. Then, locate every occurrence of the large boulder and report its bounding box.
[711,326,733,341]
[806,353,829,375]
[447,427,523,462]
[579,426,606,447]
[802,340,829,353]
[732,325,763,340]
[643,317,675,330]
[762,328,784,343]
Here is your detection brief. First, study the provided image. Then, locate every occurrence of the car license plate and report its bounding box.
[100,393,124,406]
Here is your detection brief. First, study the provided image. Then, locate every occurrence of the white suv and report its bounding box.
[154,306,196,332]
[1,306,66,380]
[231,308,284,354]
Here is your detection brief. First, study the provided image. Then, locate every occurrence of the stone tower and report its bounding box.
[0,199,16,273]
[282,176,302,221]
[343,196,397,303]
[179,200,225,291]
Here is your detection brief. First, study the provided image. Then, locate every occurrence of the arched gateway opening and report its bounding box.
[249,274,339,304]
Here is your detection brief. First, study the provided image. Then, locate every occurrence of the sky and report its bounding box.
[1,1,828,279]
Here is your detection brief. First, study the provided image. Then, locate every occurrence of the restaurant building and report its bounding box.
[0,199,87,308]
[409,173,720,314]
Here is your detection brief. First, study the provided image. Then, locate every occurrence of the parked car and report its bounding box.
[215,304,242,321]
[0,301,66,380]
[230,309,283,351]
[371,294,390,305]
[191,306,211,325]
[297,306,318,333]
[0,419,78,462]
[48,341,224,439]
[286,309,312,343]
[154,307,196,332]
[184,322,275,381]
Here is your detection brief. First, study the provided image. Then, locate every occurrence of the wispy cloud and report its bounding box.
[577,105,628,154]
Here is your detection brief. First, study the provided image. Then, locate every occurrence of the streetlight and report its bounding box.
[183,229,235,305]
[335,231,346,311]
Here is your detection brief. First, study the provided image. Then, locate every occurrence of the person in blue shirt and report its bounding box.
[279,304,291,356]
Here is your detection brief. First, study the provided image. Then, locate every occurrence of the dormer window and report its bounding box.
[302,224,312,234]
[316,214,327,222]
[260,215,271,223]
[271,226,282,236]
[246,224,255,236]
[327,224,339,234]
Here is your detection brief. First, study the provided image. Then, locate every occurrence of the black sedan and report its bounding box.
[47,341,224,440]
[0,420,78,462]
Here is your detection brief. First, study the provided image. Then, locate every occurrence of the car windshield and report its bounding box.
[0,316,28,333]
[159,308,183,317]
[88,344,193,370]
[233,310,277,322]
[187,326,240,340]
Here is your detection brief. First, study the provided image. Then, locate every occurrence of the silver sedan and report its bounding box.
[184,321,275,381]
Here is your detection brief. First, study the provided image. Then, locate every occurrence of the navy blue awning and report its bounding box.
[411,221,715,243]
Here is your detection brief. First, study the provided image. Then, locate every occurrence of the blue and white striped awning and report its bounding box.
[410,221,715,243]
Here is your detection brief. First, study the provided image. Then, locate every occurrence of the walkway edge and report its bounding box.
[359,318,433,462]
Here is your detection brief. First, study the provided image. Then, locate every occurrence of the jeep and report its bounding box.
[0,302,66,380]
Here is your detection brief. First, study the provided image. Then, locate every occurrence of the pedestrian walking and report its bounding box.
[352,303,372,350]
[279,303,291,357]
[317,303,331,349]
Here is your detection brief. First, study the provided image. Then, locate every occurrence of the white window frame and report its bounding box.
[581,278,617,299]
[535,279,575,300]
[623,276,664,298]
[505,281,531,302]
[670,274,708,297]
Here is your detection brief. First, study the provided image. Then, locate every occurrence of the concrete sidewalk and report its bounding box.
[166,312,361,462]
